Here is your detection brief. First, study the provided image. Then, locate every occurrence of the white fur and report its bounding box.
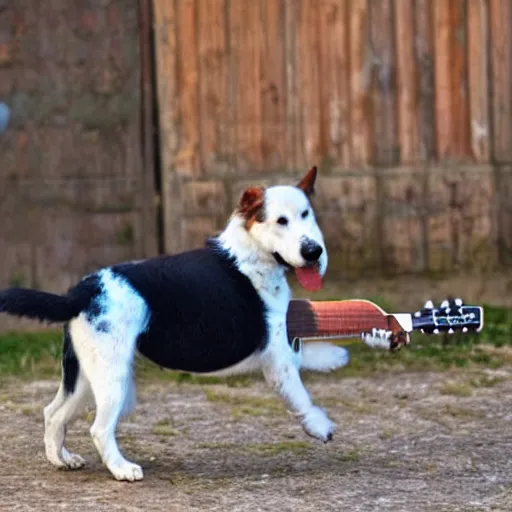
[42,180,347,482]
[361,328,393,349]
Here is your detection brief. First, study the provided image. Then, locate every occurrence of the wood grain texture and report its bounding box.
[489,0,512,163]
[414,0,436,161]
[349,0,371,167]
[434,0,471,161]
[287,299,404,340]
[298,0,321,167]
[318,0,351,167]
[176,0,201,177]
[230,0,263,172]
[468,0,490,162]
[198,0,231,175]
[152,0,183,253]
[394,0,417,164]
[284,0,300,171]
[369,0,398,166]
[434,0,452,159]
[261,0,287,171]
[449,0,470,159]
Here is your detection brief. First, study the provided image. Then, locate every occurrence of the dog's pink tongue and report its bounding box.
[295,266,323,292]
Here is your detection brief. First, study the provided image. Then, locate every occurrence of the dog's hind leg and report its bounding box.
[44,373,91,469]
[44,325,91,469]
[68,275,148,482]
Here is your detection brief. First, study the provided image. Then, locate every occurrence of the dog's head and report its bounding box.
[236,167,327,291]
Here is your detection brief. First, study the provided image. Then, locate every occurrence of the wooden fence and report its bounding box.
[152,0,512,276]
[151,0,512,170]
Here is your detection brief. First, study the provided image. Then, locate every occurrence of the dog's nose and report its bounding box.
[300,242,323,262]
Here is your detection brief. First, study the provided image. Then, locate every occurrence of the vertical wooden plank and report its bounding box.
[489,0,512,162]
[153,0,183,253]
[467,0,490,162]
[434,0,470,160]
[298,0,321,167]
[139,0,159,256]
[433,0,452,159]
[414,0,436,161]
[284,0,300,171]
[394,0,417,165]
[153,0,178,174]
[230,0,263,172]
[261,0,287,170]
[197,0,230,174]
[318,0,351,168]
[349,0,371,167]
[369,0,398,166]
[176,0,201,176]
[449,0,470,159]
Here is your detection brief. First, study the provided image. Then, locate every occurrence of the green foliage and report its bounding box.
[0,330,62,378]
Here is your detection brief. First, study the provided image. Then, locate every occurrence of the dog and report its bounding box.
[0,166,351,482]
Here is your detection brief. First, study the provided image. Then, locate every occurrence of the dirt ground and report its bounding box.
[2,368,512,512]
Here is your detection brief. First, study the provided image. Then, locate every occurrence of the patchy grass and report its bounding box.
[439,381,473,397]
[469,374,505,388]
[152,418,184,437]
[338,449,361,462]
[204,388,286,419]
[246,441,312,456]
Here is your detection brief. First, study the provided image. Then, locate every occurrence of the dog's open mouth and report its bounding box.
[273,252,323,292]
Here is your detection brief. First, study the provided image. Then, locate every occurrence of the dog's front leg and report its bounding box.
[260,321,335,443]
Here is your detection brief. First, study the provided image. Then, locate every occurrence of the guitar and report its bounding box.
[286,298,484,353]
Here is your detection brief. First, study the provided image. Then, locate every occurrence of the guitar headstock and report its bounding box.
[412,298,484,335]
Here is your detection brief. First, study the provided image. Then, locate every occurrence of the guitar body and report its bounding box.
[287,299,408,340]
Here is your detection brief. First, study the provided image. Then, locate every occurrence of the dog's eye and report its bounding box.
[277,216,289,226]
[301,209,309,219]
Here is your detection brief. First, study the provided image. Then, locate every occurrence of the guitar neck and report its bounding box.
[286,299,410,341]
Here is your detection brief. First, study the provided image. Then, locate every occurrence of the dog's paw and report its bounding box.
[109,461,144,482]
[361,329,392,350]
[302,406,336,443]
[61,448,86,470]
[301,342,349,372]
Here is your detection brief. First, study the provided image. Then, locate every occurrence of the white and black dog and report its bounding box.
[0,167,351,482]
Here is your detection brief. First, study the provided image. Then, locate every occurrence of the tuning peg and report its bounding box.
[420,329,425,334]
[448,328,454,334]
[462,327,468,333]
[454,298,464,307]
[424,300,434,310]
[440,299,449,309]
[433,328,440,335]
[414,311,421,318]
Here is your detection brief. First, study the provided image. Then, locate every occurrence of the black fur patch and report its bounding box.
[0,274,101,324]
[95,319,111,333]
[62,323,79,394]
[112,239,269,373]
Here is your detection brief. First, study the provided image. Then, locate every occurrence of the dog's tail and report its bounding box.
[0,280,98,324]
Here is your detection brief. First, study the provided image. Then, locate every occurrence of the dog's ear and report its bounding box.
[238,187,265,228]
[297,166,317,196]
